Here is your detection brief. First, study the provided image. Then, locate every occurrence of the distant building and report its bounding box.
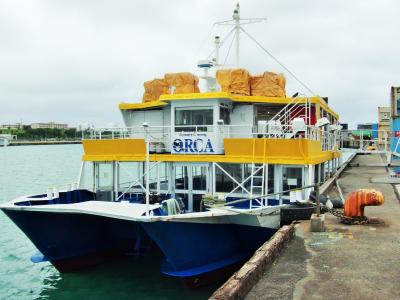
[390,86,400,155]
[30,122,69,129]
[0,123,23,129]
[357,123,373,130]
[378,106,390,144]
[355,123,377,140]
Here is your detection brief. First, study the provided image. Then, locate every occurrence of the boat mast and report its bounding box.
[214,36,220,68]
[214,4,266,68]
[233,3,240,67]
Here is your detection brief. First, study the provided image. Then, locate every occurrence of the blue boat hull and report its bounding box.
[140,220,276,287]
[1,209,152,272]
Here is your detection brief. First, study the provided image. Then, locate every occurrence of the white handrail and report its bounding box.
[83,124,339,152]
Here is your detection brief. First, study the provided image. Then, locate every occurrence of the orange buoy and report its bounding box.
[343,189,384,218]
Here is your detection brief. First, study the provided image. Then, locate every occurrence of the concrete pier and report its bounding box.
[213,153,400,299]
[245,153,400,300]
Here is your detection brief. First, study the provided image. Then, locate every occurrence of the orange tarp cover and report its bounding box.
[216,68,250,96]
[250,72,286,97]
[164,72,200,94]
[143,79,169,102]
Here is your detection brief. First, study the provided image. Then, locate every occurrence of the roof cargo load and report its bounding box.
[216,68,250,95]
[143,78,169,102]
[250,72,286,97]
[164,72,200,94]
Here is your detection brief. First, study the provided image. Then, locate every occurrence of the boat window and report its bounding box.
[320,163,325,182]
[192,166,207,191]
[98,162,113,190]
[282,166,303,196]
[219,106,231,125]
[118,162,143,192]
[175,193,188,211]
[216,163,243,194]
[314,164,320,184]
[175,107,213,132]
[78,162,94,190]
[175,165,189,190]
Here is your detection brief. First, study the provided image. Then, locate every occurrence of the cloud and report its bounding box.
[0,0,399,128]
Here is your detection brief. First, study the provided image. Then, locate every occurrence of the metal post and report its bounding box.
[77,161,85,189]
[384,130,388,153]
[145,140,150,217]
[212,162,216,195]
[112,161,116,201]
[114,162,119,202]
[156,162,160,194]
[316,184,320,217]
[93,162,98,192]
[307,164,313,200]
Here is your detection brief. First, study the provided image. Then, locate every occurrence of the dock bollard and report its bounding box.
[310,184,325,232]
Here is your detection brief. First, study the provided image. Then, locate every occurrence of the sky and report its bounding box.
[0,0,399,128]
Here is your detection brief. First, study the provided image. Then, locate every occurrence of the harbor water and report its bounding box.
[0,145,216,299]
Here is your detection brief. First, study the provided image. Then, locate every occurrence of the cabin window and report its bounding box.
[282,166,303,196]
[219,106,231,125]
[175,107,213,132]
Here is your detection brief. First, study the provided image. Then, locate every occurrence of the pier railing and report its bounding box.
[340,129,390,153]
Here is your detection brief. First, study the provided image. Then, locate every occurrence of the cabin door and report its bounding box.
[173,163,210,212]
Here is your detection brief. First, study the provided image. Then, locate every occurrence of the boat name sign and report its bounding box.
[172,132,215,154]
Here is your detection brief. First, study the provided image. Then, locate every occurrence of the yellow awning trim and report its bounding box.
[118,101,167,110]
[121,92,338,119]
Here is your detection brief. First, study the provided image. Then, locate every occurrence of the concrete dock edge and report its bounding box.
[209,223,295,300]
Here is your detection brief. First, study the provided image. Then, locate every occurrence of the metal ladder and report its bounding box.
[250,163,265,196]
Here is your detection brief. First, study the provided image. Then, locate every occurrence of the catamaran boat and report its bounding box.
[0,134,15,147]
[0,5,342,287]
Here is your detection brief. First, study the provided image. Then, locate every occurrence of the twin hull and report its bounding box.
[1,205,279,284]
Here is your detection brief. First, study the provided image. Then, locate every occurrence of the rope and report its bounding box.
[239,26,317,96]
[206,27,236,60]
[221,29,236,69]
[207,184,319,208]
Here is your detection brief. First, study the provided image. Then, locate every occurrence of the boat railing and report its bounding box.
[84,124,338,152]
[269,95,311,127]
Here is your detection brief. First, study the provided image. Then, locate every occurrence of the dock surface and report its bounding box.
[246,153,400,300]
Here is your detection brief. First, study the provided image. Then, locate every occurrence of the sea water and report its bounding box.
[0,145,216,299]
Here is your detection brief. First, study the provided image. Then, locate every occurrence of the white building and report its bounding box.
[0,123,23,129]
[30,122,69,129]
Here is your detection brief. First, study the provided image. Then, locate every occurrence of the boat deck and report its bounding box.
[0,200,240,222]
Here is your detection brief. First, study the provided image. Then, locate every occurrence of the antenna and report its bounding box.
[215,3,266,67]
